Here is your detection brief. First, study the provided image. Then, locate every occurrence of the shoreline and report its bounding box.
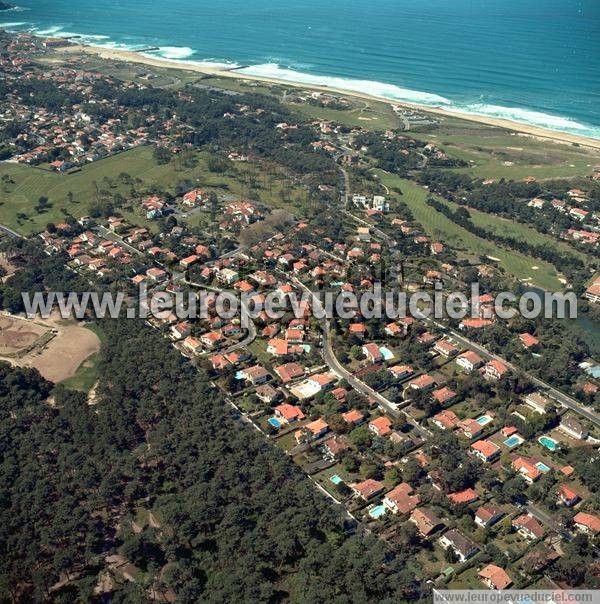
[59,43,600,150]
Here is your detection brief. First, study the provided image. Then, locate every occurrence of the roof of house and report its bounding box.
[432,409,459,429]
[519,332,540,348]
[369,416,392,436]
[573,512,600,533]
[478,564,512,590]
[432,386,457,404]
[306,418,329,434]
[275,403,305,422]
[471,439,500,459]
[410,507,443,536]
[476,504,503,523]
[385,483,421,514]
[513,514,545,538]
[448,488,478,505]
[274,362,305,383]
[353,479,385,499]
[442,529,478,557]
[342,409,364,424]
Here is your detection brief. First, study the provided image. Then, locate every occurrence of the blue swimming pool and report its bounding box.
[538,436,558,452]
[476,415,493,426]
[234,370,244,380]
[369,504,387,519]
[268,417,282,428]
[330,474,343,485]
[504,434,524,448]
[535,461,551,473]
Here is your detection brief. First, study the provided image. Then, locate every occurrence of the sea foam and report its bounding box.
[152,46,195,60]
[238,63,452,106]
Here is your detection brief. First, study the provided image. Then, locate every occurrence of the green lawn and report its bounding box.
[378,172,564,290]
[431,196,589,264]
[286,100,400,131]
[410,117,600,180]
[0,146,308,235]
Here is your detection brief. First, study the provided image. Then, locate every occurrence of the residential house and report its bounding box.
[352,479,385,501]
[512,457,542,484]
[182,336,202,355]
[573,512,600,535]
[432,386,457,407]
[438,529,479,563]
[363,343,383,364]
[255,384,280,404]
[409,508,444,538]
[524,392,550,414]
[342,409,365,426]
[369,416,393,438]
[448,488,479,506]
[383,483,421,515]
[408,374,436,392]
[434,340,459,358]
[558,484,580,507]
[274,362,305,384]
[322,435,350,459]
[559,416,588,440]
[519,332,540,350]
[478,564,512,590]
[388,364,414,381]
[475,505,505,528]
[513,514,544,540]
[471,440,501,463]
[483,360,509,381]
[297,418,329,441]
[240,365,270,385]
[458,419,484,439]
[432,409,459,431]
[274,403,305,423]
[456,350,484,372]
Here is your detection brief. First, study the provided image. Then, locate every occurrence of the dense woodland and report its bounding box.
[0,253,427,601]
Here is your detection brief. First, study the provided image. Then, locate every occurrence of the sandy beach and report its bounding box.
[63,44,600,150]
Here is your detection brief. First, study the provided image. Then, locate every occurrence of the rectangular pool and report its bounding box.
[330,474,343,485]
[503,434,524,448]
[535,461,551,473]
[476,415,493,426]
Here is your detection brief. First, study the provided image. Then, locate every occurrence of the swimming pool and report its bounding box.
[538,436,558,452]
[379,346,395,361]
[476,415,493,426]
[504,434,524,448]
[234,370,244,380]
[268,417,282,428]
[369,504,387,519]
[330,474,343,485]
[535,461,551,473]
[301,344,312,353]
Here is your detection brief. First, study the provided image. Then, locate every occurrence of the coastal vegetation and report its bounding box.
[0,312,427,601]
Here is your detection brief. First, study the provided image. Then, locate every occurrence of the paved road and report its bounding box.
[0,223,24,239]
[445,326,600,428]
[292,277,431,439]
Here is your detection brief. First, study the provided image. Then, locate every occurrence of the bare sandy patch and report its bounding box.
[0,312,101,383]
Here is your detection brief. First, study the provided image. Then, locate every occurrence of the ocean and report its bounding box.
[2,0,599,138]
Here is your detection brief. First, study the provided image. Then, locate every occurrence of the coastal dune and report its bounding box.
[65,44,600,150]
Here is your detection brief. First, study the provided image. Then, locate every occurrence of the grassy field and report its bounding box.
[430,196,590,264]
[286,99,400,131]
[0,146,308,234]
[377,171,564,290]
[410,117,600,181]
